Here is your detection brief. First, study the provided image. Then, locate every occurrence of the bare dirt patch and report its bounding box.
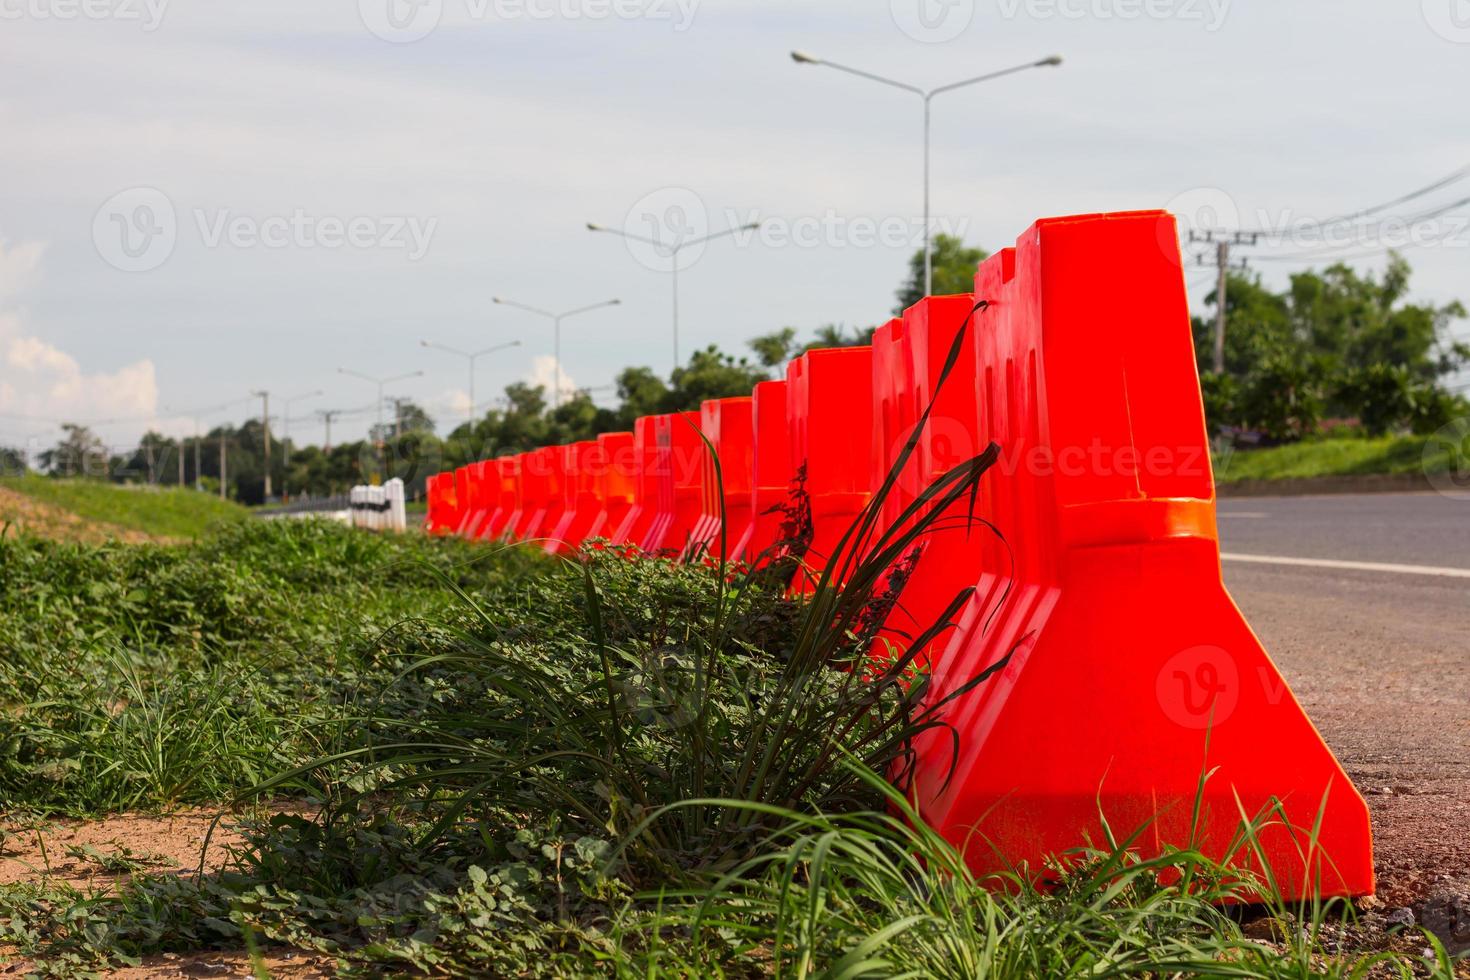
[0,486,158,545]
[0,809,242,889]
[1,807,333,978]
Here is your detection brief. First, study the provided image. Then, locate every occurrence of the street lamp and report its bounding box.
[490,297,620,409]
[337,367,424,449]
[420,338,522,426]
[587,220,759,370]
[791,50,1062,297]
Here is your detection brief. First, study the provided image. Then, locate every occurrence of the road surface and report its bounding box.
[1218,492,1470,915]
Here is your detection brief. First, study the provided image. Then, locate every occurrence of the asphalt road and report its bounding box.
[1217,492,1470,911]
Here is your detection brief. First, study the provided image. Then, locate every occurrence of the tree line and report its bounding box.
[5,238,1464,503]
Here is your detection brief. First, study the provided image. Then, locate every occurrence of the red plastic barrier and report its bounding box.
[489,455,523,541]
[546,440,603,555]
[457,460,491,540]
[687,396,754,561]
[513,447,556,542]
[870,294,983,661]
[451,466,476,537]
[425,473,457,535]
[473,459,503,540]
[611,416,661,548]
[786,347,874,590]
[595,432,637,545]
[908,210,1372,900]
[735,379,792,562]
[643,411,703,554]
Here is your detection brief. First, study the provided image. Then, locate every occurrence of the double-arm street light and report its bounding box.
[420,338,523,426]
[790,50,1063,297]
[586,220,759,370]
[337,367,424,449]
[490,297,620,409]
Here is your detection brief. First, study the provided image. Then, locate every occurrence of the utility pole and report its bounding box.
[252,390,271,500]
[319,409,340,452]
[1189,230,1258,374]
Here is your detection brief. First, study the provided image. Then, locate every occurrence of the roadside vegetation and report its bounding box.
[1213,429,1463,483]
[0,511,1461,976]
[0,473,248,541]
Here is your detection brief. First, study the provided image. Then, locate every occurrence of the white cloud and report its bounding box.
[0,235,160,441]
[526,356,577,401]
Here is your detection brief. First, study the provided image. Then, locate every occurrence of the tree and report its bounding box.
[748,328,799,369]
[0,446,27,476]
[1194,254,1468,439]
[894,234,989,313]
[805,324,875,352]
[667,345,769,411]
[39,424,108,478]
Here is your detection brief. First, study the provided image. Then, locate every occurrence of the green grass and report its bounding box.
[1,474,250,539]
[0,508,1459,974]
[1213,432,1456,483]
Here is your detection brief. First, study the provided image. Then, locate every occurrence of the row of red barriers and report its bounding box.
[423,210,1375,901]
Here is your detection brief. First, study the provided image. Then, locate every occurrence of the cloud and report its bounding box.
[0,235,160,444]
[526,356,577,400]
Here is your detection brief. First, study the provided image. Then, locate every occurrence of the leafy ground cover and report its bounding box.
[0,519,1461,977]
[1214,432,1457,483]
[0,476,249,541]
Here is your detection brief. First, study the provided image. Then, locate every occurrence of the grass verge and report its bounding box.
[1213,432,1456,484]
[0,474,249,540]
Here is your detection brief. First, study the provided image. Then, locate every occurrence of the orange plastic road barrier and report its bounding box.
[513,447,556,542]
[870,294,985,662]
[786,347,874,590]
[490,455,524,541]
[735,379,792,563]
[643,412,703,554]
[474,459,504,540]
[687,396,754,561]
[425,473,457,535]
[595,432,637,545]
[611,417,661,548]
[870,316,910,536]
[908,210,1373,900]
[546,440,603,555]
[458,460,493,540]
[451,466,476,537]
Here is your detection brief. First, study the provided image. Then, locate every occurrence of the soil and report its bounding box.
[0,486,158,545]
[0,808,333,978]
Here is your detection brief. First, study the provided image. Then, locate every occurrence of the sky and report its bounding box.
[1,0,1467,454]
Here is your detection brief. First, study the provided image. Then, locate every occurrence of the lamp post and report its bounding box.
[790,50,1062,297]
[337,367,424,450]
[420,339,522,426]
[490,297,620,409]
[587,221,758,370]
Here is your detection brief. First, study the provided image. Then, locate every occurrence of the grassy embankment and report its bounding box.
[0,474,248,540]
